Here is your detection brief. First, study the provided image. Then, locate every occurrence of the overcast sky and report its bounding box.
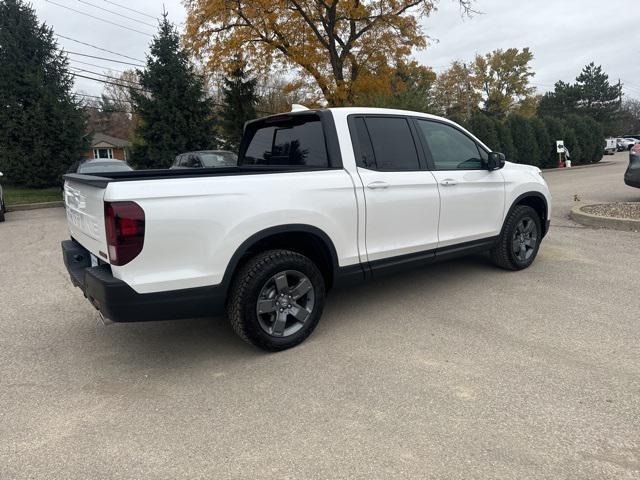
[32,0,640,100]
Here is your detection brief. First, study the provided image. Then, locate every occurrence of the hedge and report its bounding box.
[465,113,604,168]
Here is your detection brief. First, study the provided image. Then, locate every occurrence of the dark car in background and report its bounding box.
[67,159,134,175]
[171,150,238,169]
[625,144,640,189]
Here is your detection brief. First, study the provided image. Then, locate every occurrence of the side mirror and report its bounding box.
[487,152,505,170]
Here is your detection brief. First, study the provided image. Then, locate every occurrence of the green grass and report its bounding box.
[3,186,63,205]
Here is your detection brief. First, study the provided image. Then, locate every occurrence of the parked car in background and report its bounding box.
[622,135,640,142]
[604,138,616,155]
[171,150,238,169]
[617,138,636,151]
[0,171,5,223]
[625,144,640,188]
[67,159,134,175]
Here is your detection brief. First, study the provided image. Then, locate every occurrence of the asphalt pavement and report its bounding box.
[0,152,638,479]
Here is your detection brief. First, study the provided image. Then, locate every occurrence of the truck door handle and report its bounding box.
[367,181,390,190]
[440,179,458,186]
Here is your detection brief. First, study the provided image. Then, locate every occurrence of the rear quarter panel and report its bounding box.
[105,170,360,294]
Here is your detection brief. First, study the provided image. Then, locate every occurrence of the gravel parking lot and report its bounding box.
[1,153,639,479]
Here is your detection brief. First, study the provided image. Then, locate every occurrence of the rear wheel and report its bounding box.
[490,205,541,270]
[227,249,325,351]
[0,199,5,222]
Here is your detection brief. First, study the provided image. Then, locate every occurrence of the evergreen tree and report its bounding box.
[530,117,552,168]
[542,116,566,168]
[582,116,604,163]
[0,0,84,187]
[565,114,603,164]
[130,14,215,169]
[466,112,499,151]
[537,81,581,118]
[495,119,517,162]
[219,64,257,150]
[575,63,622,127]
[507,115,540,167]
[562,121,581,165]
[536,63,621,132]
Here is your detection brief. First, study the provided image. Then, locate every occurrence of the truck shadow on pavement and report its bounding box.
[85,253,499,364]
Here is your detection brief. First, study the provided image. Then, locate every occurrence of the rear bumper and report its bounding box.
[61,240,225,322]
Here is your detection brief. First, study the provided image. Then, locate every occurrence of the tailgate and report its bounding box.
[64,179,109,262]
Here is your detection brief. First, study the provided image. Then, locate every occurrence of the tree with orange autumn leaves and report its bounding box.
[184,0,474,106]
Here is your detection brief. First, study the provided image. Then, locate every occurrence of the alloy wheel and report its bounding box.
[256,270,315,337]
[512,216,538,262]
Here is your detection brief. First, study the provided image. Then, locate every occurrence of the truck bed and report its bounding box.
[64,165,332,188]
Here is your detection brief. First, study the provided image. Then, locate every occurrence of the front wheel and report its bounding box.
[490,205,542,270]
[227,249,326,351]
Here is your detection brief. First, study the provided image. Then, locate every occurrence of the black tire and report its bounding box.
[490,205,542,270]
[227,249,326,351]
[0,201,5,222]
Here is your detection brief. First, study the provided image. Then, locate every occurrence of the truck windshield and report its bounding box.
[240,115,328,168]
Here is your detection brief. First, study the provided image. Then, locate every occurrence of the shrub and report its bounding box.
[530,118,553,168]
[466,113,500,150]
[562,121,581,165]
[495,120,517,162]
[541,117,566,167]
[507,115,540,167]
[583,116,604,163]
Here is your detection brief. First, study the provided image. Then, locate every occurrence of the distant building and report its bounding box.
[83,133,131,161]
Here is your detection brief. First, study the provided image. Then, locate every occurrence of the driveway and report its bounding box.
[1,153,638,479]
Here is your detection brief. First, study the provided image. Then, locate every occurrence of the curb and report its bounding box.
[570,204,640,232]
[542,161,614,173]
[6,201,64,212]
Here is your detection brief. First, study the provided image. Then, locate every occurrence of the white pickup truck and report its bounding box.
[62,107,551,351]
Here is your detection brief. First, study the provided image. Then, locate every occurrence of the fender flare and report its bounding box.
[505,191,550,237]
[219,224,340,294]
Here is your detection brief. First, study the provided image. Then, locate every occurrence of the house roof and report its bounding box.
[89,132,131,148]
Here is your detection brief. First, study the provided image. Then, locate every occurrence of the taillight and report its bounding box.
[104,201,145,266]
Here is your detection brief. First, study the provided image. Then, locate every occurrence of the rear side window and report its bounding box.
[356,117,420,171]
[353,117,376,169]
[241,115,328,167]
[416,120,483,170]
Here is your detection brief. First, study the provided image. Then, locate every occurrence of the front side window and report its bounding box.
[416,120,483,170]
[240,115,328,167]
[355,117,420,171]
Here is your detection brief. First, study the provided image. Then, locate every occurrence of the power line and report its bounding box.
[77,0,157,28]
[103,0,157,20]
[56,34,146,63]
[74,92,276,115]
[71,72,147,91]
[67,51,144,67]
[69,58,126,74]
[46,0,154,37]
[70,67,141,86]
